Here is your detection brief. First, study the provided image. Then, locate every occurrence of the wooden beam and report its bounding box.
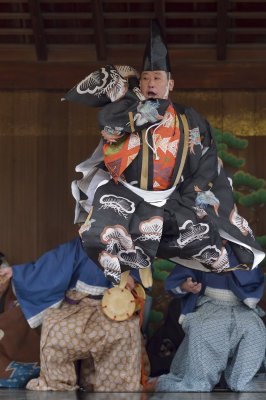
[28,0,47,60]
[102,11,218,19]
[229,28,266,34]
[167,12,217,19]
[91,0,107,60]
[0,26,217,36]
[166,0,215,2]
[42,12,93,19]
[103,27,216,35]
[0,61,266,90]
[102,0,153,2]
[1,43,266,63]
[45,28,93,35]
[0,13,30,19]
[228,11,266,19]
[0,0,28,2]
[217,0,228,60]
[227,0,266,2]
[0,28,32,35]
[40,0,89,2]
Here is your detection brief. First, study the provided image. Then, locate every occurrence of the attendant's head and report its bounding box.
[140,20,174,100]
[0,253,10,294]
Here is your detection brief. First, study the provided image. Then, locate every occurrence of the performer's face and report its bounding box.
[140,70,174,100]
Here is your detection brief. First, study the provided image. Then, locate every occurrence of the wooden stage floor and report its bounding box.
[1,389,266,400]
[1,374,266,400]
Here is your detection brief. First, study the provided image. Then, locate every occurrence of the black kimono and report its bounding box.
[65,65,264,285]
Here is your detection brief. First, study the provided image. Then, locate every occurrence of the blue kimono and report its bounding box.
[156,245,266,392]
[165,244,265,323]
[12,237,113,328]
[10,238,144,392]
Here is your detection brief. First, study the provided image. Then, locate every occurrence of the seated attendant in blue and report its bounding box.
[0,237,144,392]
[156,242,266,392]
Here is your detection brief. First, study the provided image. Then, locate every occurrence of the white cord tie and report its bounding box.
[144,113,172,160]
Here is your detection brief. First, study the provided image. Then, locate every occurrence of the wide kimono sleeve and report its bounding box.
[231,267,265,308]
[180,107,220,200]
[11,238,97,327]
[167,105,265,272]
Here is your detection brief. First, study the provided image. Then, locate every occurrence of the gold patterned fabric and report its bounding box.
[27,296,142,392]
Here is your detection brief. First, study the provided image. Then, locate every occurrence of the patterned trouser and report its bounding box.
[26,297,142,391]
[156,298,266,392]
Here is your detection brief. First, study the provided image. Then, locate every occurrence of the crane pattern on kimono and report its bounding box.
[134,100,165,126]
[188,127,203,154]
[101,125,125,143]
[194,185,220,217]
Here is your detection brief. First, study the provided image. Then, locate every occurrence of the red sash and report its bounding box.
[103,104,180,189]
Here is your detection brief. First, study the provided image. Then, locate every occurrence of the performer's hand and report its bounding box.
[194,185,201,192]
[181,277,202,294]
